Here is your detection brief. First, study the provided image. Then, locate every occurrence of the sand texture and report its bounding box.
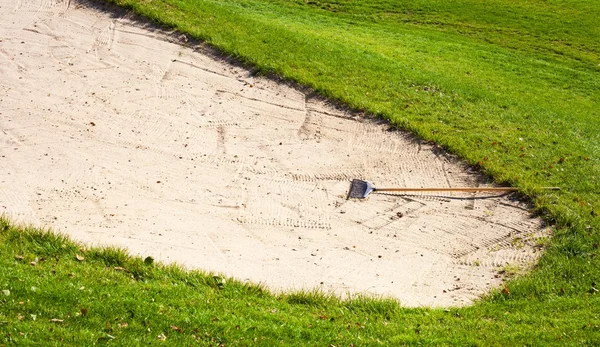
[0,0,549,306]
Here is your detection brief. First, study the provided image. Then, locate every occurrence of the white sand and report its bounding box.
[0,0,548,306]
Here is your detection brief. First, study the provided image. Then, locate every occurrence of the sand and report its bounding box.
[0,0,549,307]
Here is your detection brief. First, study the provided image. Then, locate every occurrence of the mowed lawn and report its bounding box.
[2,0,599,344]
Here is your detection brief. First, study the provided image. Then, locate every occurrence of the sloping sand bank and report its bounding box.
[0,0,548,306]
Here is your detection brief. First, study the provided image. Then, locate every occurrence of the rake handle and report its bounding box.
[375,187,560,192]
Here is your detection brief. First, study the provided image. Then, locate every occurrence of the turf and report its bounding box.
[2,0,600,344]
[1,219,599,345]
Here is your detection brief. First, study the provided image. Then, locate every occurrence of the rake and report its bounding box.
[347,179,560,199]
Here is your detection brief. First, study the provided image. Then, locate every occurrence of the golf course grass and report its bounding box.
[1,219,598,345]
[2,0,599,344]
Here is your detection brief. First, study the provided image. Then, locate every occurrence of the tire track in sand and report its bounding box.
[237,172,332,230]
[15,0,70,16]
[90,20,116,57]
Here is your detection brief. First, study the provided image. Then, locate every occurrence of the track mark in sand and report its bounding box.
[204,232,230,264]
[201,152,247,170]
[381,193,453,203]
[251,176,320,193]
[1,128,25,147]
[347,122,405,154]
[199,153,247,175]
[216,125,227,154]
[215,89,305,113]
[0,48,27,74]
[109,28,163,42]
[91,199,110,223]
[0,190,39,223]
[15,0,70,15]
[238,216,331,230]
[154,84,181,101]
[36,20,79,68]
[399,211,541,264]
[307,107,355,121]
[456,254,540,268]
[484,217,541,236]
[173,59,303,109]
[48,42,77,69]
[63,163,102,187]
[245,160,281,176]
[441,161,454,189]
[157,58,175,82]
[197,119,239,128]
[238,173,331,230]
[452,231,539,260]
[53,109,214,159]
[153,60,181,101]
[349,206,540,265]
[32,187,115,228]
[172,59,236,80]
[291,169,366,183]
[298,95,324,140]
[116,110,194,148]
[191,111,246,167]
[366,157,453,188]
[151,75,240,128]
[359,200,425,231]
[91,21,116,55]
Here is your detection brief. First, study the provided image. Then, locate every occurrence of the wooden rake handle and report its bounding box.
[375,187,560,193]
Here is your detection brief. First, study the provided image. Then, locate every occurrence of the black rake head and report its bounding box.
[347,179,375,199]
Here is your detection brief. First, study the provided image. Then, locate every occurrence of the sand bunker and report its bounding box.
[0,0,549,306]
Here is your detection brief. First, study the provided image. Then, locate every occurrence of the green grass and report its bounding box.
[2,0,600,344]
[1,219,599,345]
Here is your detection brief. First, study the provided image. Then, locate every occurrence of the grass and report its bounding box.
[1,218,599,345]
[2,0,600,344]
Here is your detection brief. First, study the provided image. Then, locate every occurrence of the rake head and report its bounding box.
[347,179,375,199]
